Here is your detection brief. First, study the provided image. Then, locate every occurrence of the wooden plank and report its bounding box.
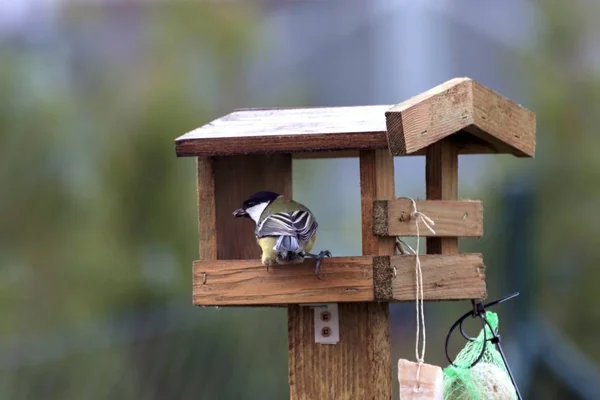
[359,149,395,399]
[386,78,473,156]
[390,254,486,301]
[373,199,482,237]
[176,105,390,157]
[384,77,535,157]
[469,80,536,158]
[426,139,459,254]
[292,150,359,159]
[192,254,486,305]
[193,257,374,305]
[197,157,217,261]
[174,84,533,157]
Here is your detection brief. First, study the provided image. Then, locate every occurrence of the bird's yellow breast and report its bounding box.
[256,234,316,266]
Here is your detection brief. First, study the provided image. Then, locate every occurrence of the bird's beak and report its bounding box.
[233,208,247,218]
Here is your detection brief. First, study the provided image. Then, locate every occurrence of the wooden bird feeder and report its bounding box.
[174,77,535,399]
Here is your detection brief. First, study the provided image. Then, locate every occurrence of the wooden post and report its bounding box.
[287,149,395,400]
[358,149,396,397]
[425,138,459,255]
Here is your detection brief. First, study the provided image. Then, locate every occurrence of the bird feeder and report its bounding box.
[174,77,535,399]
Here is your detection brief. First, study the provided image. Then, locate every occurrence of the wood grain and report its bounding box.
[373,199,482,237]
[193,257,373,305]
[469,80,536,158]
[384,77,535,157]
[191,254,486,305]
[196,154,292,310]
[212,154,292,260]
[398,359,444,400]
[175,82,534,157]
[292,150,359,159]
[426,139,459,254]
[289,150,397,400]
[197,157,217,261]
[390,254,486,301]
[386,78,472,156]
[359,149,395,400]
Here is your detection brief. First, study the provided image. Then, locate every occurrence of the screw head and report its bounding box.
[321,311,331,321]
[321,327,331,337]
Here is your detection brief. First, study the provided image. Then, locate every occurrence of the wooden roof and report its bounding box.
[175,78,535,158]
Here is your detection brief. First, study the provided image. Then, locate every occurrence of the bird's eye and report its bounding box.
[247,202,254,208]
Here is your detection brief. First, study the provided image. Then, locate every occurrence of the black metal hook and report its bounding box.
[444,292,523,400]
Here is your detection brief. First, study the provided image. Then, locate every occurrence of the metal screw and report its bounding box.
[321,327,331,337]
[321,311,331,322]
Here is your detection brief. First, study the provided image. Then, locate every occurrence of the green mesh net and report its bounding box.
[443,311,517,400]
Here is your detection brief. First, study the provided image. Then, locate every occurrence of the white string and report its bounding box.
[395,197,435,392]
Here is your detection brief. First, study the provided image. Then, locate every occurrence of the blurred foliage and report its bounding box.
[0,2,294,399]
[2,0,600,399]
[520,0,600,359]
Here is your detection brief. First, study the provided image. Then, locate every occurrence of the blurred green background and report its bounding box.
[1,0,599,399]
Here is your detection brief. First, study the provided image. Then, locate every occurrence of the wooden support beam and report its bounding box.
[194,257,374,305]
[389,254,485,301]
[288,150,397,400]
[192,254,486,305]
[373,199,482,237]
[197,157,217,261]
[426,139,459,254]
[359,149,395,399]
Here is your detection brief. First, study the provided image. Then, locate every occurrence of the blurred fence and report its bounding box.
[0,298,289,400]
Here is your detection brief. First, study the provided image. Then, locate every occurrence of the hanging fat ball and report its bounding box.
[445,362,517,400]
[233,191,331,277]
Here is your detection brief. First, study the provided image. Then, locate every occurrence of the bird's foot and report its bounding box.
[303,250,332,280]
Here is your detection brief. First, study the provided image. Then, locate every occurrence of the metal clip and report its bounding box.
[301,303,340,344]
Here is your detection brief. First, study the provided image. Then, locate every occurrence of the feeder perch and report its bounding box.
[174,77,535,400]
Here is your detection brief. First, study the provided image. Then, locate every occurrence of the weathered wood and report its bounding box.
[175,79,535,157]
[359,149,395,400]
[197,157,217,261]
[288,150,397,400]
[426,139,459,254]
[192,254,486,305]
[198,154,292,309]
[193,257,374,305]
[292,150,359,159]
[373,199,482,237]
[469,80,536,158]
[398,359,444,400]
[212,155,292,260]
[385,77,535,157]
[288,303,385,400]
[389,254,486,301]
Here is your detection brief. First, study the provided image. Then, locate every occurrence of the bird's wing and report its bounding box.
[256,210,318,252]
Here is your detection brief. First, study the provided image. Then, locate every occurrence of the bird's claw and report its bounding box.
[305,250,332,280]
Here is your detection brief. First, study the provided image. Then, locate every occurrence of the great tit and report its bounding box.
[233,191,331,277]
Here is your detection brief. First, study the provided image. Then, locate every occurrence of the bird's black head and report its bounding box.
[233,191,280,218]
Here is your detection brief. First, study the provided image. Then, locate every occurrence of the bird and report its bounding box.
[233,191,331,277]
